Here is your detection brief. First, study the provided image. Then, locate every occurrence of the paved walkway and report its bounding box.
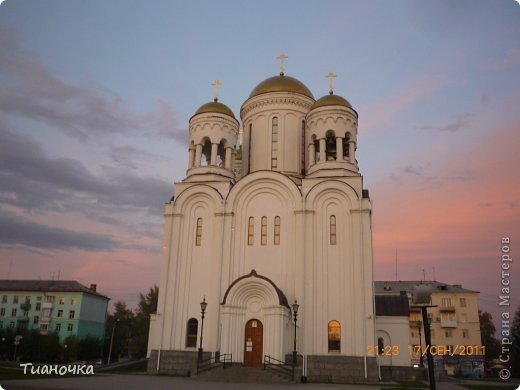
[2,373,519,390]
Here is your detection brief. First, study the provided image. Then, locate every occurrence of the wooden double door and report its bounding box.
[243,319,263,367]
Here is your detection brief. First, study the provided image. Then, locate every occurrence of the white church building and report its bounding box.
[147,61,414,381]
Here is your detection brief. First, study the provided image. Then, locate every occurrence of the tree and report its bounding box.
[511,305,520,376]
[479,310,501,360]
[78,335,103,361]
[128,285,158,358]
[104,300,134,362]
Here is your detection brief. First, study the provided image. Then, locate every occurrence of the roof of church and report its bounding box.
[374,281,479,294]
[310,92,353,110]
[248,74,314,99]
[193,99,235,119]
[375,292,410,316]
[0,280,109,299]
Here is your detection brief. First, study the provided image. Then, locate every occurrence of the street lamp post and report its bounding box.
[418,320,424,367]
[13,335,22,362]
[292,300,299,365]
[198,297,207,362]
[108,318,120,365]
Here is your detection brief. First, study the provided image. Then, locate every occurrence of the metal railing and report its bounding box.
[263,354,294,380]
[196,353,232,374]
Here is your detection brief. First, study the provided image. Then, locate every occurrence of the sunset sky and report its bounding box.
[0,0,518,328]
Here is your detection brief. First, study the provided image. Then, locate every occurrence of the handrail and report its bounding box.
[196,353,233,374]
[263,354,294,380]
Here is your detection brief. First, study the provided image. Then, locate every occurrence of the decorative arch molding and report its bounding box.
[226,170,302,212]
[221,269,290,309]
[305,179,359,210]
[173,184,224,214]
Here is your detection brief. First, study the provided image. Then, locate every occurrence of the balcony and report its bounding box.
[42,302,53,309]
[440,306,456,312]
[440,319,457,328]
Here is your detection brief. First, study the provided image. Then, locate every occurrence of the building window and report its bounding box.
[13,296,19,304]
[33,316,39,325]
[459,298,467,307]
[16,321,24,329]
[11,308,17,317]
[441,312,455,321]
[195,218,202,246]
[37,296,42,301]
[301,120,306,174]
[271,117,278,168]
[462,329,469,338]
[445,330,453,338]
[0,321,2,329]
[248,217,255,245]
[328,320,341,352]
[186,318,198,348]
[441,298,452,307]
[0,308,5,317]
[248,123,253,173]
[69,310,75,319]
[71,298,77,305]
[325,131,336,160]
[261,216,267,245]
[274,216,281,245]
[46,296,54,303]
[330,215,337,245]
[25,296,31,304]
[59,297,65,305]
[461,313,468,323]
[57,310,63,318]
[343,133,350,159]
[67,324,73,332]
[35,303,41,311]
[55,323,61,332]
[9,321,15,329]
[377,337,385,355]
[40,323,48,331]
[1,295,6,304]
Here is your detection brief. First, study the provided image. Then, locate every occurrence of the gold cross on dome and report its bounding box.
[326,72,336,94]
[211,80,222,101]
[276,53,288,75]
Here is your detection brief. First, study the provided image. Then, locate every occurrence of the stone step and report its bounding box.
[195,365,296,383]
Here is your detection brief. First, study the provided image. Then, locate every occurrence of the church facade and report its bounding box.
[147,64,385,380]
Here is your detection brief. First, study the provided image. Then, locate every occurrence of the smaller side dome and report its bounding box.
[194,99,235,119]
[310,93,352,110]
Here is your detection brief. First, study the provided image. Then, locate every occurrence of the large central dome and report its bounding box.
[248,74,314,99]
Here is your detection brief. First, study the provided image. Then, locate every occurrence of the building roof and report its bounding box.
[375,292,410,316]
[248,74,314,99]
[374,280,479,294]
[310,93,353,110]
[0,280,110,300]
[193,99,235,119]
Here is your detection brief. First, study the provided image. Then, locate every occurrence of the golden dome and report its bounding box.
[249,75,314,99]
[193,99,235,119]
[310,93,353,110]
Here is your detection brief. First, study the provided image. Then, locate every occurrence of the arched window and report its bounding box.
[201,139,212,166]
[301,120,306,174]
[328,320,341,352]
[271,117,278,169]
[217,140,226,167]
[186,318,198,347]
[261,216,267,245]
[343,133,350,159]
[325,131,336,161]
[274,216,281,245]
[248,123,253,173]
[195,218,202,246]
[378,337,385,355]
[313,135,320,162]
[330,215,337,245]
[248,217,255,245]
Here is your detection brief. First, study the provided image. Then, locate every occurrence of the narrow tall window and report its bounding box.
[274,216,281,245]
[186,318,198,347]
[330,215,337,245]
[301,120,306,174]
[248,123,252,173]
[343,133,350,159]
[325,131,336,160]
[195,218,202,246]
[271,117,278,168]
[261,216,267,245]
[328,320,341,352]
[378,337,385,355]
[248,217,255,245]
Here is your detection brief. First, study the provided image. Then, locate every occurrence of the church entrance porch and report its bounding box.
[220,270,292,364]
[244,319,263,367]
